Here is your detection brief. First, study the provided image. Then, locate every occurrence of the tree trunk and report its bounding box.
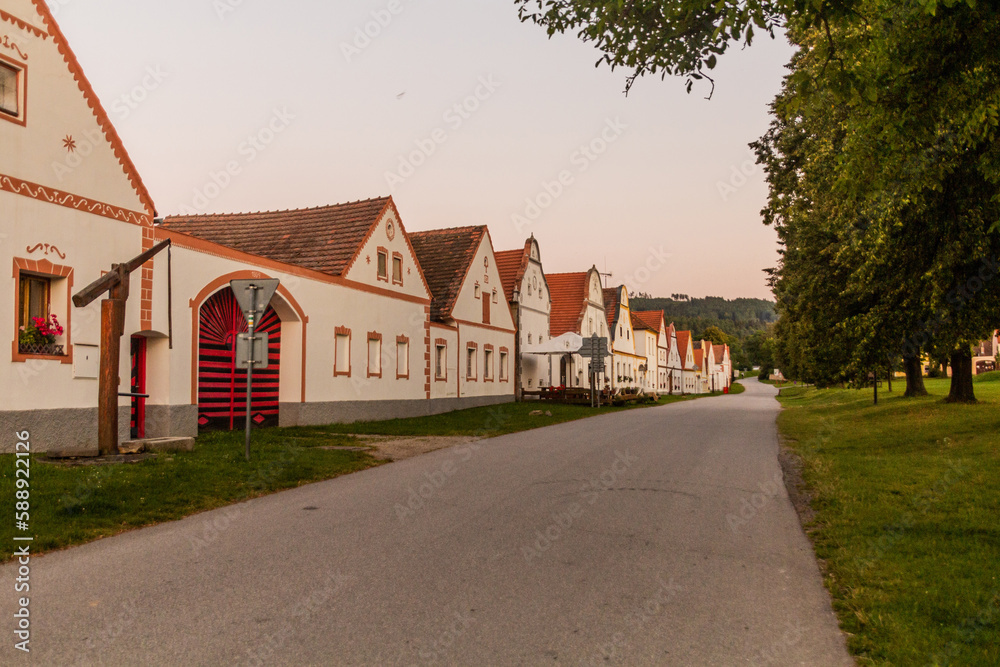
[946,348,977,404]
[903,355,928,397]
[887,366,893,392]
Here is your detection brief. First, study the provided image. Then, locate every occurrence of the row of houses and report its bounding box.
[0,0,730,453]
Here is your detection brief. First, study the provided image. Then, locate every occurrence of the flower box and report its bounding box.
[18,343,66,356]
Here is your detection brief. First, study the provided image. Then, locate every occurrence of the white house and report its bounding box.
[676,330,699,394]
[0,0,159,452]
[603,286,646,391]
[495,236,551,398]
[633,310,671,394]
[630,311,661,393]
[546,267,610,388]
[665,322,683,395]
[408,226,516,404]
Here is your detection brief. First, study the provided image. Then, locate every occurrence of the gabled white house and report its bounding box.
[0,0,159,451]
[409,226,516,403]
[546,267,610,389]
[604,286,647,390]
[630,311,660,393]
[676,330,699,394]
[495,236,551,398]
[633,310,671,393]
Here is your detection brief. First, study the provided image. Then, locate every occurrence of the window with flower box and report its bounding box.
[13,258,73,362]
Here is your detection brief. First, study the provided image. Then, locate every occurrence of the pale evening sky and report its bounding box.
[48,0,794,300]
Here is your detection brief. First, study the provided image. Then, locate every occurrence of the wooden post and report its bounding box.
[98,266,128,456]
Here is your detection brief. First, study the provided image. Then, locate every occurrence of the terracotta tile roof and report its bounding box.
[693,349,704,371]
[714,346,727,363]
[408,226,487,322]
[161,197,392,276]
[494,245,528,303]
[603,287,621,332]
[632,310,664,334]
[547,272,589,337]
[676,331,692,368]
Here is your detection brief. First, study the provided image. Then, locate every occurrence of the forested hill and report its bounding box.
[630,296,776,339]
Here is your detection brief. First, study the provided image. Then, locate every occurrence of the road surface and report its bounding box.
[2,378,852,665]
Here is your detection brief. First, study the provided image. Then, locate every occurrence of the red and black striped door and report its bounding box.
[197,288,281,431]
[130,336,147,440]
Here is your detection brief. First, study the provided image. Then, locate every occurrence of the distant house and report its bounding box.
[409,226,516,404]
[546,267,610,388]
[604,286,647,390]
[713,344,732,390]
[665,323,683,394]
[676,331,698,394]
[972,331,998,375]
[495,236,551,398]
[631,310,666,393]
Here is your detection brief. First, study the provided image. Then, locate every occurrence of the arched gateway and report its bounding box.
[197,287,282,431]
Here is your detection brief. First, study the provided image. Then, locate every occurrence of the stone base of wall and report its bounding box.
[0,405,198,454]
[280,395,514,428]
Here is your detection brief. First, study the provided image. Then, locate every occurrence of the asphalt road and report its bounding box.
[2,378,852,666]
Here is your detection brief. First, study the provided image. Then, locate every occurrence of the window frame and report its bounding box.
[499,347,509,383]
[396,335,409,380]
[391,252,404,286]
[0,55,26,127]
[367,331,383,379]
[334,326,352,377]
[435,339,448,382]
[466,343,478,381]
[483,344,495,382]
[12,258,73,364]
[376,247,389,283]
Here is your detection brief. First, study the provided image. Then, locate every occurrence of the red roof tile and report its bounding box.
[547,272,589,337]
[632,310,665,334]
[494,245,529,304]
[676,331,692,368]
[693,349,704,370]
[408,226,487,322]
[161,197,392,276]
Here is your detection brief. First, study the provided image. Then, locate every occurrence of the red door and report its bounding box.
[197,288,281,431]
[130,336,147,440]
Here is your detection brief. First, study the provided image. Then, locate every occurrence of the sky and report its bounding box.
[48,0,795,300]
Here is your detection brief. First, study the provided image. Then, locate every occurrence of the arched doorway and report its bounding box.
[197,288,281,431]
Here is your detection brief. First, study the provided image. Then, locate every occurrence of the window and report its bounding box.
[435,341,447,380]
[19,275,50,329]
[368,332,382,378]
[0,61,23,121]
[14,258,73,363]
[392,253,403,285]
[492,289,498,304]
[377,249,388,282]
[396,336,409,379]
[474,284,481,299]
[499,349,509,382]
[334,327,351,376]
[484,346,494,381]
[467,345,478,380]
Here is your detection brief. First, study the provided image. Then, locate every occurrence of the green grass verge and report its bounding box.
[0,428,379,562]
[974,370,1000,383]
[729,381,747,395]
[1,390,736,562]
[776,378,1000,665]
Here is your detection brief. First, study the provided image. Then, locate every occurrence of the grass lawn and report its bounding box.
[776,378,1000,666]
[1,389,733,562]
[0,428,379,562]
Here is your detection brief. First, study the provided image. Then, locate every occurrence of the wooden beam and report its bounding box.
[73,239,171,308]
